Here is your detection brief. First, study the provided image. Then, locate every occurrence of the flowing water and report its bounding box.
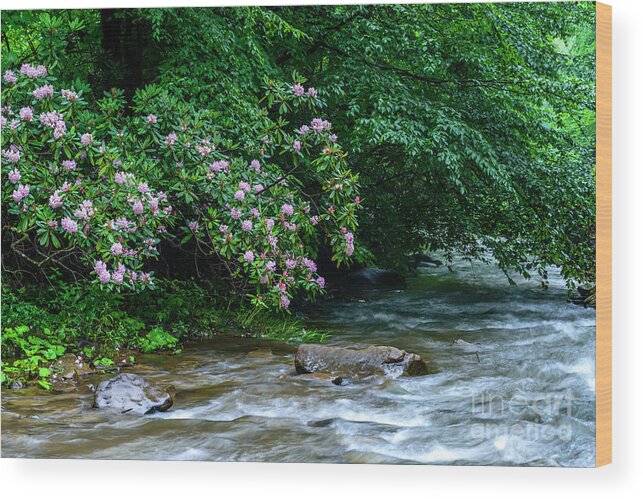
[1,259,596,466]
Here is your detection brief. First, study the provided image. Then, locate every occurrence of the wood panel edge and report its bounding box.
[595,1,612,468]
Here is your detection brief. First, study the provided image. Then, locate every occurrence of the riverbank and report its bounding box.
[1,278,326,390]
[2,259,596,466]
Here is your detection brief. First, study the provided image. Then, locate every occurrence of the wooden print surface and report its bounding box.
[596,1,612,467]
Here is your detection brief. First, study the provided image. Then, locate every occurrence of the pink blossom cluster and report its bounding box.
[195,138,213,156]
[165,132,178,147]
[19,107,34,121]
[61,89,79,102]
[61,216,78,234]
[39,111,66,139]
[62,160,77,172]
[80,133,93,147]
[292,83,318,98]
[20,64,48,78]
[49,190,64,209]
[12,184,30,203]
[33,84,54,100]
[311,118,332,134]
[3,70,17,85]
[74,200,94,220]
[8,168,21,184]
[249,159,261,172]
[3,145,22,164]
[344,230,355,256]
[210,159,229,173]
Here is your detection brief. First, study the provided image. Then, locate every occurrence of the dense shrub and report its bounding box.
[2,64,362,310]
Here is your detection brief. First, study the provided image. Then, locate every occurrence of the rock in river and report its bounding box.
[93,373,173,415]
[295,344,428,377]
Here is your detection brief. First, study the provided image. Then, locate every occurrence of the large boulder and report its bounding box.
[295,344,428,378]
[93,373,173,415]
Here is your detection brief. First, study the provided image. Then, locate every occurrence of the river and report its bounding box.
[1,258,596,466]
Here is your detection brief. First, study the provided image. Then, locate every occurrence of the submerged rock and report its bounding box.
[51,353,95,381]
[93,373,173,415]
[295,344,428,377]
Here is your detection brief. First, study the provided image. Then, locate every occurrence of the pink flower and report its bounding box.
[302,258,317,273]
[53,121,67,139]
[253,184,264,193]
[307,87,318,98]
[114,172,127,185]
[344,231,355,256]
[12,184,30,203]
[61,216,78,234]
[243,250,255,263]
[74,200,94,220]
[33,84,54,100]
[146,114,158,124]
[239,181,251,193]
[293,83,305,97]
[241,220,253,232]
[281,204,294,216]
[132,200,144,215]
[230,208,242,220]
[219,224,229,234]
[310,215,319,226]
[8,169,21,184]
[329,134,338,143]
[80,133,93,147]
[49,191,64,209]
[2,147,21,163]
[39,111,64,128]
[137,182,150,194]
[94,261,111,283]
[285,259,296,270]
[3,70,17,84]
[112,269,125,285]
[234,190,245,202]
[293,140,301,152]
[62,160,76,172]
[195,139,213,156]
[280,295,291,309]
[165,132,178,147]
[249,208,260,218]
[19,107,34,121]
[210,159,229,173]
[266,261,277,273]
[298,124,310,135]
[61,89,78,102]
[316,276,326,288]
[188,221,200,232]
[111,242,124,256]
[311,118,324,133]
[249,160,261,173]
[21,64,47,78]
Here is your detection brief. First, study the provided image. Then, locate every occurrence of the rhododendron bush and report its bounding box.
[2,64,362,310]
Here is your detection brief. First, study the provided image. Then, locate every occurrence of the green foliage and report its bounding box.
[136,326,179,353]
[1,278,329,387]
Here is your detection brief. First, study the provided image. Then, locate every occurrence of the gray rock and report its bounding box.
[93,373,173,415]
[295,344,429,378]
